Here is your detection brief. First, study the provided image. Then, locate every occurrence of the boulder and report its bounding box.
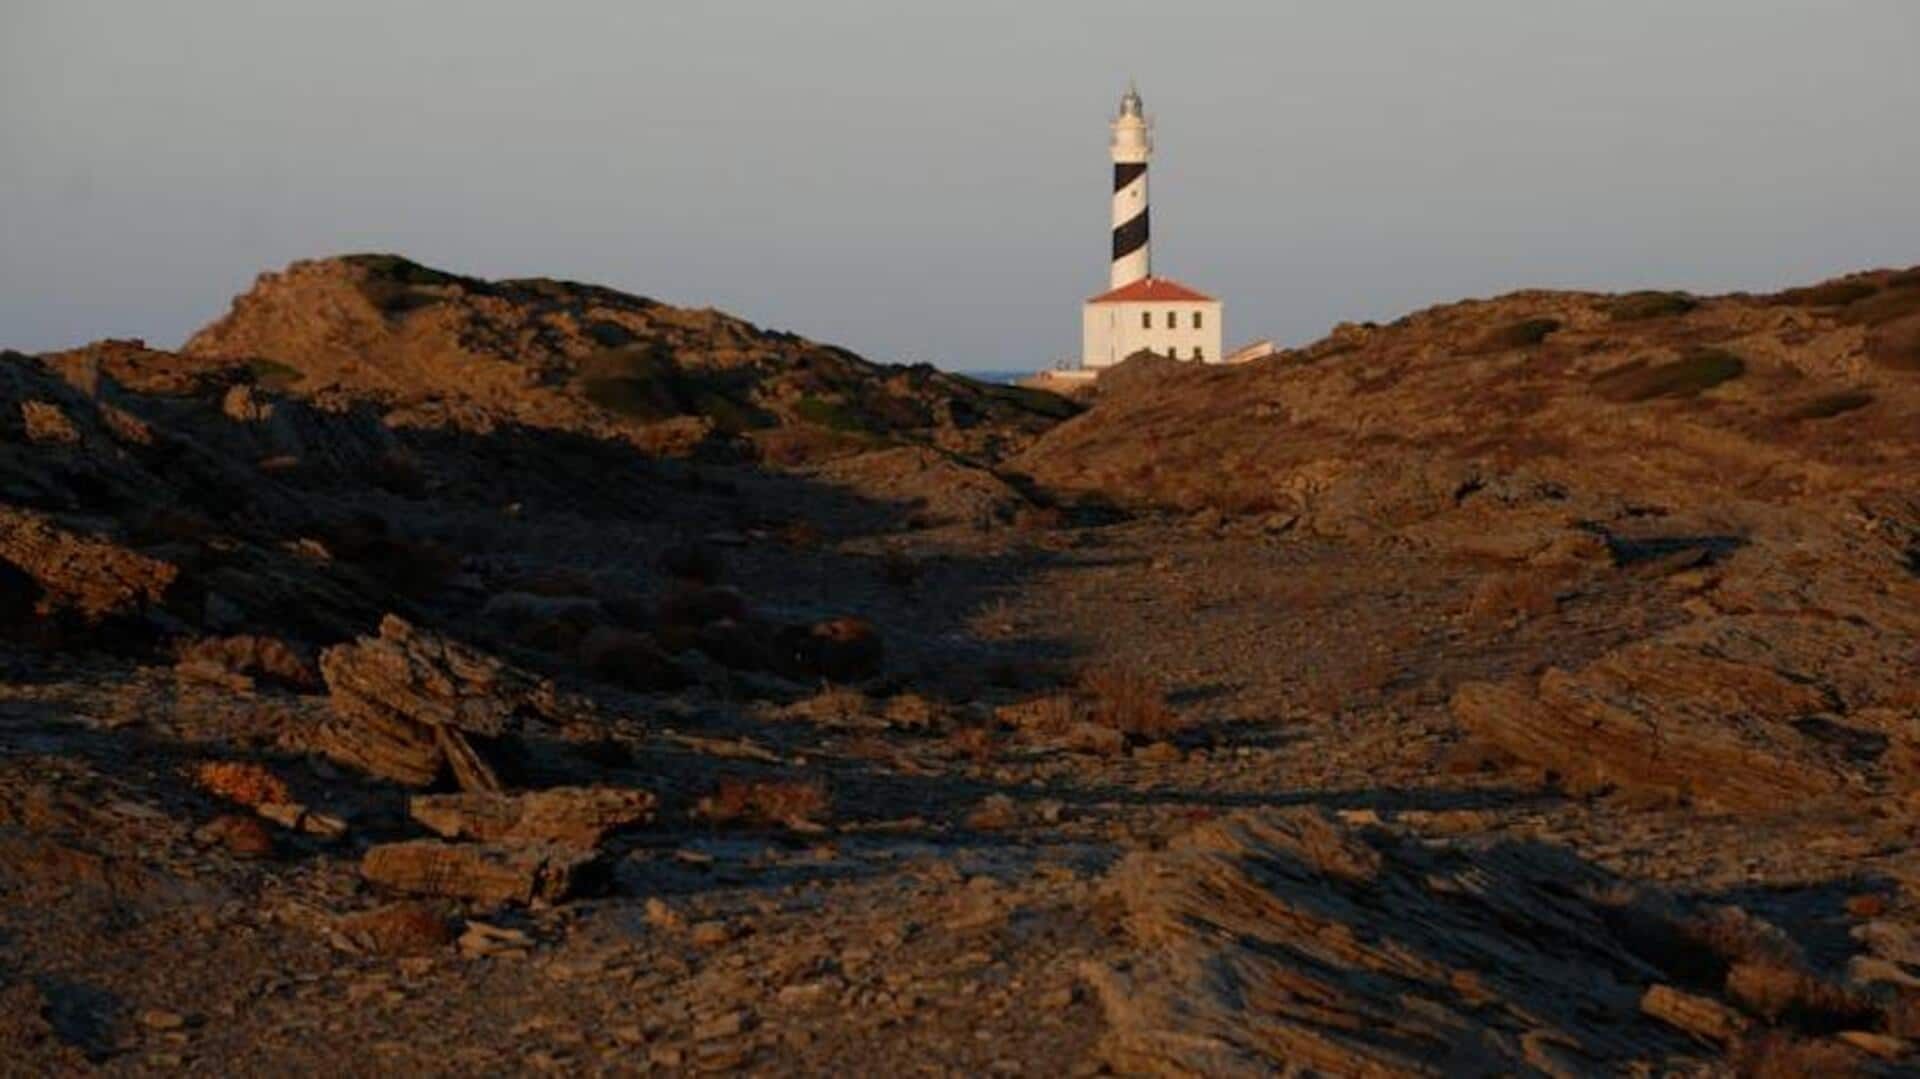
[315,615,555,790]
[408,787,656,849]
[360,839,599,905]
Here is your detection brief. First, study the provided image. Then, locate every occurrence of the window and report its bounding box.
[1141,311,1152,330]
[1193,347,1204,361]
[1165,310,1176,329]
[1193,310,1203,330]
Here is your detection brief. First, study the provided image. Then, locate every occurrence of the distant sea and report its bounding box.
[953,369,1033,385]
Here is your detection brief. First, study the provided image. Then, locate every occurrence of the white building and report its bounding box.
[1081,277,1222,369]
[1078,83,1226,372]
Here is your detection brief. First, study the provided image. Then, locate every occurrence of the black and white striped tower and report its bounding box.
[1109,81,1152,290]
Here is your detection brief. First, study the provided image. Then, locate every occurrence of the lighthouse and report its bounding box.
[1109,82,1152,290]
[1080,83,1225,371]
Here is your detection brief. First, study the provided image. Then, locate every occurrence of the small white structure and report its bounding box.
[1082,277,1223,369]
[1079,83,1227,372]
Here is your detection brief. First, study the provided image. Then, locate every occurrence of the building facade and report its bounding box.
[1081,277,1222,369]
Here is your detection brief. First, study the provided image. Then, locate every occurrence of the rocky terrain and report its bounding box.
[2,256,1918,1076]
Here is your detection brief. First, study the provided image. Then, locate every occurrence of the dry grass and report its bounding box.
[336,901,452,958]
[1725,960,1876,1031]
[1465,569,1563,628]
[193,760,292,808]
[1867,321,1920,372]
[946,724,997,765]
[1842,893,1888,919]
[697,778,830,827]
[1002,693,1077,736]
[1435,738,1520,776]
[1729,1034,1861,1079]
[1680,906,1802,971]
[1077,666,1183,738]
[1014,504,1066,531]
[1884,988,1920,1038]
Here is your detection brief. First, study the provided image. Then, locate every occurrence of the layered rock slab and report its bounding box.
[1084,810,1702,1076]
[315,615,558,790]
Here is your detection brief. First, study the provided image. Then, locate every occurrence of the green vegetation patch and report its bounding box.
[1769,280,1880,308]
[1470,318,1561,354]
[1593,347,1746,402]
[343,253,488,316]
[1784,391,1875,421]
[341,254,474,288]
[579,343,683,421]
[1840,286,1920,328]
[246,357,303,388]
[576,343,773,430]
[858,390,934,431]
[794,395,870,432]
[690,391,772,434]
[1606,291,1698,322]
[1869,324,1920,372]
[981,382,1081,420]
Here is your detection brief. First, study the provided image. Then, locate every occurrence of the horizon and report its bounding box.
[4,1,1917,370]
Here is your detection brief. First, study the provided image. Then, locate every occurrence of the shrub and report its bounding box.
[752,425,876,466]
[1725,960,1876,1032]
[1078,665,1182,738]
[1868,323,1920,372]
[583,377,681,422]
[858,389,933,431]
[691,391,771,434]
[245,358,302,388]
[1593,347,1745,402]
[1470,318,1561,354]
[1784,391,1874,421]
[1015,504,1066,531]
[584,321,636,348]
[1729,1034,1862,1079]
[981,382,1082,420]
[344,255,485,315]
[1887,267,1920,289]
[1770,280,1880,307]
[793,395,869,432]
[579,344,690,421]
[335,902,453,958]
[193,760,292,807]
[947,724,996,765]
[1465,569,1561,627]
[1606,291,1698,322]
[697,778,830,827]
[879,550,922,590]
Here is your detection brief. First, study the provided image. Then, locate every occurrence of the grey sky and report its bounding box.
[3,1,1915,371]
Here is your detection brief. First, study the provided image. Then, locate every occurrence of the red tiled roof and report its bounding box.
[1086,276,1217,304]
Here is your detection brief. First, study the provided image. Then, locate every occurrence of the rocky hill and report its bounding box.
[1018,268,1920,809]
[185,254,1075,462]
[5,260,1920,1075]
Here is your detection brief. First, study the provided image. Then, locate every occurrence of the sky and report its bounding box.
[3,2,1916,371]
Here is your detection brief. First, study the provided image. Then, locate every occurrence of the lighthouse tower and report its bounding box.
[1080,83,1223,371]
[1110,82,1152,290]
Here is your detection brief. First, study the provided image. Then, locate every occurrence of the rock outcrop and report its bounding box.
[315,615,558,791]
[1085,810,1853,1076]
[183,254,1074,463]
